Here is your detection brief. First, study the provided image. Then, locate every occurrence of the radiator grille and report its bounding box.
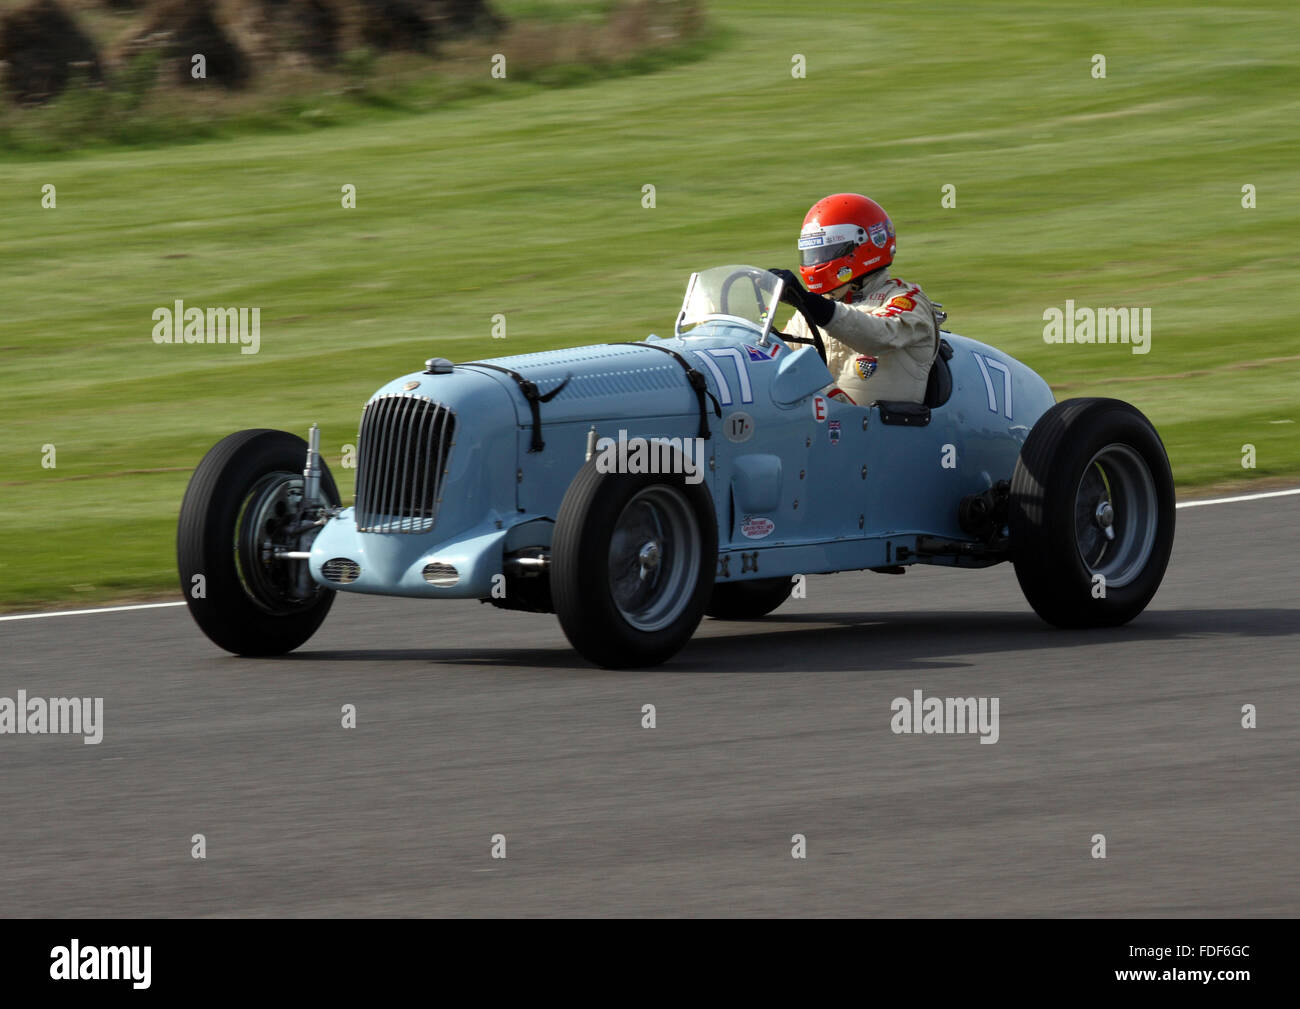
[354,393,455,534]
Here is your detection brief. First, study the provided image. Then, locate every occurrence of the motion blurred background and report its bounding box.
[2,0,1296,610]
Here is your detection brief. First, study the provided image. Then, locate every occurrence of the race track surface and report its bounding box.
[3,495,1297,917]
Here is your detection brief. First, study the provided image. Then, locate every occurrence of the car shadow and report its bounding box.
[279,607,1300,675]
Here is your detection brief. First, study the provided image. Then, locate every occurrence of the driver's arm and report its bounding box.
[823,297,936,356]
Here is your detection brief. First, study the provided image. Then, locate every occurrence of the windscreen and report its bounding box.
[674,265,781,338]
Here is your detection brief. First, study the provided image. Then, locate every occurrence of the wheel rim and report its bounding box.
[607,485,701,632]
[1073,443,1158,589]
[235,471,322,614]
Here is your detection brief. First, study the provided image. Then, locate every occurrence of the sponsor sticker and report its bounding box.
[888,295,916,312]
[812,395,827,422]
[744,343,780,362]
[869,222,888,248]
[724,411,755,443]
[740,516,775,540]
[798,234,826,249]
[836,265,854,283]
[828,419,842,445]
[854,356,878,380]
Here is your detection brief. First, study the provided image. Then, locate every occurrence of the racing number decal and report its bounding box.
[972,351,1013,420]
[692,348,753,406]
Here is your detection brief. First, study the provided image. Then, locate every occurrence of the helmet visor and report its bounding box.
[799,239,857,267]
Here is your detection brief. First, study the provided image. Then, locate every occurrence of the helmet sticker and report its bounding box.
[869,222,888,248]
[836,265,854,283]
[802,222,863,246]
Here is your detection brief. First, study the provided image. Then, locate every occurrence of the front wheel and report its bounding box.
[551,458,717,668]
[178,429,340,656]
[1009,398,1175,627]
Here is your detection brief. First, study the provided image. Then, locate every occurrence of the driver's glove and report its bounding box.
[769,268,835,328]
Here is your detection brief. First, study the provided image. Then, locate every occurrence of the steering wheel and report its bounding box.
[719,267,767,317]
[712,267,828,367]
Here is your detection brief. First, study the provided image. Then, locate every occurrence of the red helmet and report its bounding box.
[797,193,895,293]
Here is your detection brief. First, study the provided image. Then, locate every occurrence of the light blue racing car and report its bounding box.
[178,265,1175,667]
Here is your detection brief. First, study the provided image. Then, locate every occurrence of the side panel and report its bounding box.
[858,334,1055,540]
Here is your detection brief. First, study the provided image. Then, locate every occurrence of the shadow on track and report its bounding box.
[277,607,1300,674]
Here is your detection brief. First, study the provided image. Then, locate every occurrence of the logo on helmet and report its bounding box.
[836,265,854,283]
[869,223,888,248]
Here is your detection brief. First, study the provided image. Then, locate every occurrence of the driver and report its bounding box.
[770,194,941,405]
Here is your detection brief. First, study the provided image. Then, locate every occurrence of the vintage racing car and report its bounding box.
[178,266,1175,667]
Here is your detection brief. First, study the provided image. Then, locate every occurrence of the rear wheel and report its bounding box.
[1009,398,1174,627]
[178,429,340,656]
[706,577,793,619]
[551,458,717,668]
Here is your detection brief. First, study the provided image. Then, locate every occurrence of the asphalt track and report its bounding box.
[3,493,1297,917]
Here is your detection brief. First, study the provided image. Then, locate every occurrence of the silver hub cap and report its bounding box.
[1094,501,1115,541]
[1074,444,1158,589]
[638,540,661,576]
[608,486,701,632]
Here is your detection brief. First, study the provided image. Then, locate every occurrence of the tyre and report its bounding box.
[178,429,340,656]
[551,457,717,668]
[706,577,792,619]
[1009,398,1175,628]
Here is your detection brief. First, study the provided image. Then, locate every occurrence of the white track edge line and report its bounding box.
[1175,487,1300,509]
[0,601,187,622]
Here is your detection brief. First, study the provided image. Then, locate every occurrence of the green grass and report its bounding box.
[2,0,1298,611]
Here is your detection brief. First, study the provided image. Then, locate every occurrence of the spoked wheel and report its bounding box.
[552,457,717,668]
[607,486,703,633]
[236,471,320,612]
[1073,444,1159,590]
[178,429,340,655]
[1010,398,1175,627]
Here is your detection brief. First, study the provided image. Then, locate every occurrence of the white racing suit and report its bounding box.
[780,270,942,405]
